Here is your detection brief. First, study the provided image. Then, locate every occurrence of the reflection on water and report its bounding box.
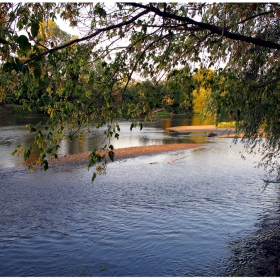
[0,113,212,168]
[0,138,279,276]
[3,113,279,276]
[57,114,214,156]
[159,114,215,128]
[0,112,48,127]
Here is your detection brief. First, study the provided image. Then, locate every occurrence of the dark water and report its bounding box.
[0,113,279,276]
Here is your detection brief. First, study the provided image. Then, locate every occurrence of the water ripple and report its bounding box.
[0,139,279,276]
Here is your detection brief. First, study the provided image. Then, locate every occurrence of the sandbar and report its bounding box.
[167,125,233,133]
[50,143,204,167]
[168,125,243,138]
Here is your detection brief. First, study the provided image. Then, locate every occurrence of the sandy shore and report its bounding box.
[168,125,234,133]
[50,143,204,167]
[168,125,243,138]
[49,125,242,168]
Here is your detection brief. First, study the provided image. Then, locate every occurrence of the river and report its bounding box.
[0,112,279,276]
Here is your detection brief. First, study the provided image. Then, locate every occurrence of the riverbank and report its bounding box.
[168,125,244,138]
[50,143,204,167]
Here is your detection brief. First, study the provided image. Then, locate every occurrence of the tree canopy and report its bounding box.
[1,3,280,180]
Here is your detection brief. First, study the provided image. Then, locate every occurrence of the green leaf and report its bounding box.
[91,172,97,182]
[14,58,22,72]
[17,35,31,51]
[130,123,134,131]
[94,4,107,18]
[108,151,115,162]
[43,160,49,171]
[31,21,40,37]
[34,67,41,80]
[22,64,29,74]
[3,62,12,72]
[23,147,32,161]
[17,21,23,30]
[0,38,9,44]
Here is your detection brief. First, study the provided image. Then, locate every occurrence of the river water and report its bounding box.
[0,113,279,276]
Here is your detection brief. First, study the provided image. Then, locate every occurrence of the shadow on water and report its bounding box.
[225,185,280,277]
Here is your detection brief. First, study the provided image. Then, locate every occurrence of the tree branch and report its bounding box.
[23,8,150,65]
[127,2,280,50]
[237,10,274,25]
[142,23,203,32]
[123,32,171,93]
[251,76,280,89]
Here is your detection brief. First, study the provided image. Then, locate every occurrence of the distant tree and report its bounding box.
[191,68,215,116]
[165,67,193,114]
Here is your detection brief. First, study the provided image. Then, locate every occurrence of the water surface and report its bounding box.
[0,113,279,276]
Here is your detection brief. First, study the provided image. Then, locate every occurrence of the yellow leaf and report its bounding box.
[46,86,52,94]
